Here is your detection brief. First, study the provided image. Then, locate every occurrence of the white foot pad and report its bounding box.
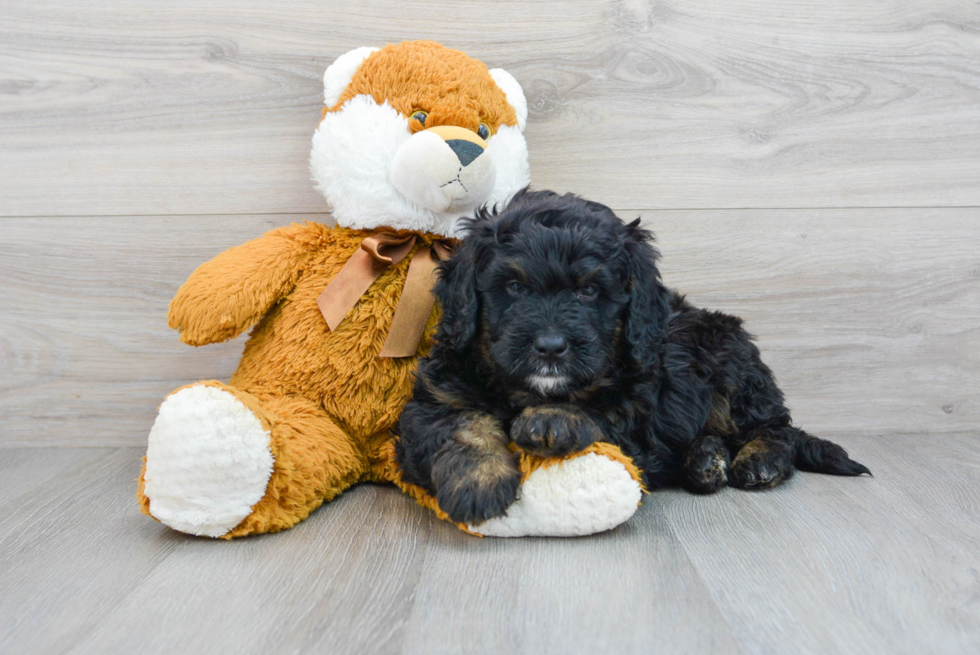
[144,385,274,537]
[469,453,642,537]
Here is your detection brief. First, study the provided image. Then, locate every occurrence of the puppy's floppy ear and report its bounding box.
[622,218,671,375]
[435,218,494,352]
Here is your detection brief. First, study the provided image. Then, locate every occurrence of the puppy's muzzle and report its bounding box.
[389,125,496,214]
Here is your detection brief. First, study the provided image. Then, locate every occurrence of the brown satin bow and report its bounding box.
[316,232,454,358]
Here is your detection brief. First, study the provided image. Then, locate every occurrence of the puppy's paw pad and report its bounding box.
[729,455,787,490]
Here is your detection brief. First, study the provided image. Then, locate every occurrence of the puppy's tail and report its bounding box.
[794,430,871,477]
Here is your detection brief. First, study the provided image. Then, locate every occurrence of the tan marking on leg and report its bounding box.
[452,413,517,486]
[704,394,738,437]
[420,375,469,410]
[519,406,569,420]
[733,438,770,464]
[456,413,508,451]
[467,453,519,488]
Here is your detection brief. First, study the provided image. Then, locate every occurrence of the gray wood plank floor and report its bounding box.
[0,439,977,655]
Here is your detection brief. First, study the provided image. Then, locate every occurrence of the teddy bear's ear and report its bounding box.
[323,46,380,108]
[489,68,528,132]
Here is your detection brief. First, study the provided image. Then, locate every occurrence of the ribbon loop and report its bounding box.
[360,233,416,265]
[430,240,453,263]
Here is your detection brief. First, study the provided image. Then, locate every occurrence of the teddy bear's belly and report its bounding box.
[229,265,436,443]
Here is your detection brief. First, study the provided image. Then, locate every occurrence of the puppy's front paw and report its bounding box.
[511,406,602,458]
[432,446,521,525]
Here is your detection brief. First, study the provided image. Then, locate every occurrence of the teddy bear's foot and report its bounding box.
[467,448,643,537]
[143,383,274,537]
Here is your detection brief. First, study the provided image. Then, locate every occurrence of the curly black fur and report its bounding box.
[396,189,870,525]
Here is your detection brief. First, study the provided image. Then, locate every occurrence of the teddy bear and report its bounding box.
[137,40,643,539]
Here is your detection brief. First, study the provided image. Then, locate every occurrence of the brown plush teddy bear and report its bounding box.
[137,40,643,539]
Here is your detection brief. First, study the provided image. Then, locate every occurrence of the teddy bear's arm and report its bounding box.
[168,224,317,346]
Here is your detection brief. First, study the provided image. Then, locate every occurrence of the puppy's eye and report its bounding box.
[411,111,428,126]
[578,284,598,299]
[477,123,491,140]
[506,280,526,295]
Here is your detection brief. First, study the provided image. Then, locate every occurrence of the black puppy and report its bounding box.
[396,190,869,525]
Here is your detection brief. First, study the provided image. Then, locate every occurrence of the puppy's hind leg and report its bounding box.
[683,435,731,494]
[729,424,797,490]
[682,395,737,494]
[730,424,872,489]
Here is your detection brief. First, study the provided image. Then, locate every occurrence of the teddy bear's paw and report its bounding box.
[143,385,274,538]
[467,452,642,537]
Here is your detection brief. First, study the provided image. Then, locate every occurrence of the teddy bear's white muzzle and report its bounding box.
[389,128,497,215]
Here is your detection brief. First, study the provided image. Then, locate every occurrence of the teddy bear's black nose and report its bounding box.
[446,139,484,167]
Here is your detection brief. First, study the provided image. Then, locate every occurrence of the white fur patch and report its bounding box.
[489,68,528,131]
[389,130,496,216]
[322,47,378,108]
[527,374,569,395]
[469,453,642,537]
[310,95,529,238]
[143,385,274,538]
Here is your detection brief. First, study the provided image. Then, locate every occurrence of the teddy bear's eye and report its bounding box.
[477,123,491,140]
[411,111,428,126]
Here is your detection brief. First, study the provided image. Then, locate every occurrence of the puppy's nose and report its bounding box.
[446,139,484,166]
[534,334,569,358]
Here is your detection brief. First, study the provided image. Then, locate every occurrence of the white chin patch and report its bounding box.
[389,131,496,215]
[310,95,530,238]
[527,374,569,396]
